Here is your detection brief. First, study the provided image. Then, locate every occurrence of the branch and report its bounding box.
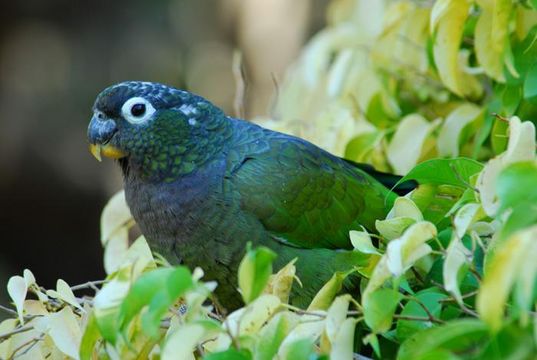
[0,325,34,342]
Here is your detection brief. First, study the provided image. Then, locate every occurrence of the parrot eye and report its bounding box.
[130,103,146,117]
[121,97,156,124]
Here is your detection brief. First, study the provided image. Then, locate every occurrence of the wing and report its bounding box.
[226,126,393,249]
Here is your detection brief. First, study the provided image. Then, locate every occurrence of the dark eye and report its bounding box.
[130,103,146,117]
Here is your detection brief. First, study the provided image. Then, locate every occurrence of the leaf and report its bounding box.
[387,114,438,175]
[364,288,403,333]
[7,275,27,324]
[79,314,101,360]
[443,235,472,304]
[100,189,133,246]
[330,317,357,360]
[385,221,437,277]
[224,294,281,338]
[238,245,277,304]
[344,132,383,162]
[278,313,326,358]
[349,229,380,254]
[396,157,483,189]
[397,319,488,360]
[325,295,351,343]
[162,321,220,360]
[474,7,509,82]
[264,258,298,304]
[103,227,129,275]
[119,266,194,339]
[307,271,347,311]
[92,272,131,344]
[46,279,84,311]
[375,217,416,241]
[453,203,485,239]
[523,63,537,99]
[437,104,483,157]
[396,290,447,341]
[432,0,481,96]
[477,225,537,331]
[497,161,537,212]
[254,312,298,360]
[45,307,82,359]
[204,348,252,360]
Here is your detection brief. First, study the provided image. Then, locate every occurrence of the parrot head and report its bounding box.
[88,81,228,180]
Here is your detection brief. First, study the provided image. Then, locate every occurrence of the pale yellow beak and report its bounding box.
[89,144,127,162]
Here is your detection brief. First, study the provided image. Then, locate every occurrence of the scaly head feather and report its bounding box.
[88,81,232,182]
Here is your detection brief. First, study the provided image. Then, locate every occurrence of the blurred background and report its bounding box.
[0,0,330,312]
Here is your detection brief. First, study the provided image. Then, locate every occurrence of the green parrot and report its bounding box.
[88,81,412,310]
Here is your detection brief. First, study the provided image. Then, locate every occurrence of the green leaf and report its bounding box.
[254,312,296,360]
[396,290,447,341]
[284,339,318,360]
[238,244,277,304]
[118,267,193,339]
[344,132,382,162]
[364,288,403,333]
[479,322,537,360]
[496,161,537,212]
[395,158,483,190]
[204,348,252,360]
[79,314,101,360]
[397,319,488,360]
[523,63,537,99]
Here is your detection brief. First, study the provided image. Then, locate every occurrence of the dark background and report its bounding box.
[0,0,329,312]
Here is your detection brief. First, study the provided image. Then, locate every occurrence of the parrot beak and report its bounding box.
[89,143,126,162]
[87,114,127,161]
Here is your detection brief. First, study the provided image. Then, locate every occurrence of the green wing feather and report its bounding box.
[227,130,396,249]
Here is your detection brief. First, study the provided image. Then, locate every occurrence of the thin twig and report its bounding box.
[0,304,18,317]
[393,314,440,323]
[406,295,445,324]
[0,325,34,342]
[70,279,107,292]
[7,334,44,360]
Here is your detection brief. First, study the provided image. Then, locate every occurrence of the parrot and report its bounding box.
[87,81,413,310]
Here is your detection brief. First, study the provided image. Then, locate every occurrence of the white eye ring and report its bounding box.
[121,97,156,124]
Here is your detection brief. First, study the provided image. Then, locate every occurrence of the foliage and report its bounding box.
[2,0,537,359]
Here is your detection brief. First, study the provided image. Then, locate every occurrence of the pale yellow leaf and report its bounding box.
[22,269,35,288]
[330,317,357,360]
[349,230,380,255]
[437,104,483,157]
[265,258,298,303]
[101,189,133,246]
[477,226,537,331]
[278,314,326,358]
[46,279,83,312]
[503,117,536,164]
[7,275,27,324]
[453,203,485,239]
[163,323,219,360]
[46,307,82,360]
[0,319,17,358]
[443,235,472,304]
[103,227,129,275]
[385,221,436,277]
[387,114,436,175]
[387,197,423,221]
[325,295,351,343]
[432,0,476,95]
[327,49,354,97]
[375,217,416,241]
[474,8,509,82]
[477,117,536,216]
[224,294,281,337]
